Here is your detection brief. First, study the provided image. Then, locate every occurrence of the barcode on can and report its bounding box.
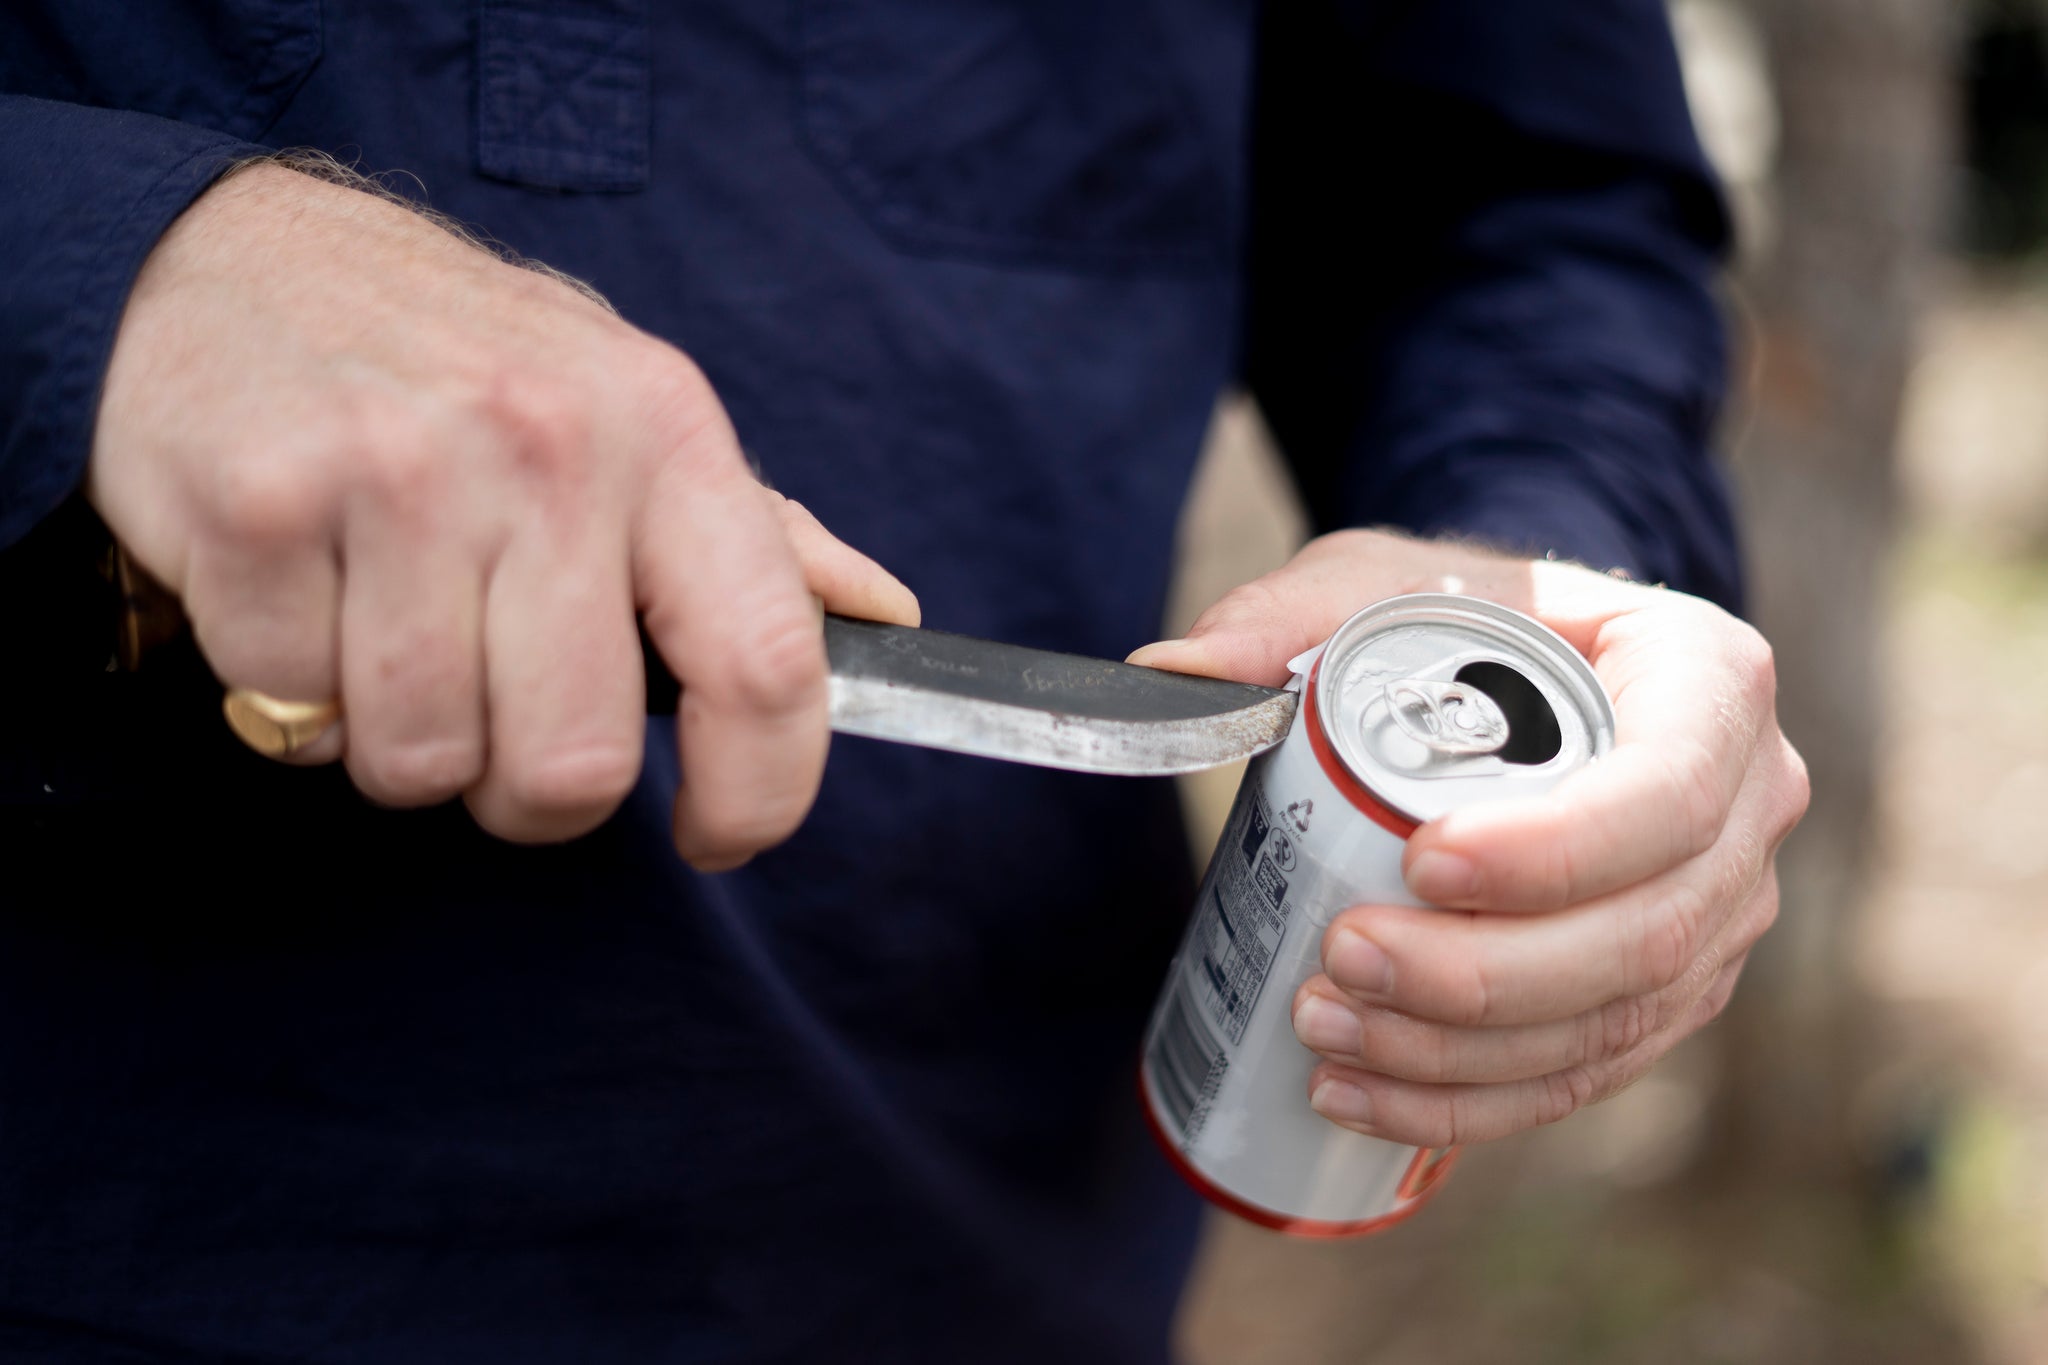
[1146,971,1228,1142]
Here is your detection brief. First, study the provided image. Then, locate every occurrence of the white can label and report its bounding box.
[1140,705,1443,1234]
[1148,789,1294,1142]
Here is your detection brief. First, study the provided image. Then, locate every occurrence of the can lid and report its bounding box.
[1312,594,1615,825]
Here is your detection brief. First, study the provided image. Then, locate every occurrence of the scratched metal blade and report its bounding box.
[818,615,1297,776]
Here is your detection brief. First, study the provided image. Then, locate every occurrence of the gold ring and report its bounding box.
[222,689,343,759]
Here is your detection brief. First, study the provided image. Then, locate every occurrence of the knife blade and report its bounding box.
[643,616,1297,777]
[105,542,1294,775]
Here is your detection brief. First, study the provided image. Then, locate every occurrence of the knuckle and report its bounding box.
[351,738,483,804]
[356,420,442,507]
[1740,626,1780,703]
[1449,949,1499,1027]
[348,638,478,734]
[1424,1094,1471,1150]
[1701,974,1739,1024]
[1684,931,1727,995]
[1492,801,1579,910]
[475,373,592,484]
[489,378,593,474]
[1723,620,1778,703]
[1542,1065,1601,1125]
[501,746,642,816]
[1596,994,1653,1060]
[1717,822,1775,926]
[1635,881,1710,991]
[1776,738,1814,830]
[1726,816,1771,888]
[1629,956,1719,1052]
[210,456,327,543]
[644,340,714,401]
[452,370,598,493]
[1575,1005,1611,1067]
[716,610,827,716]
[1664,738,1730,860]
[1741,872,1782,945]
[1421,1023,1469,1085]
[1663,943,1726,1026]
[634,346,727,454]
[773,492,818,528]
[1399,1017,1461,1085]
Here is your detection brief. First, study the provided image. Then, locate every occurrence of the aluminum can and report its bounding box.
[1139,593,1616,1236]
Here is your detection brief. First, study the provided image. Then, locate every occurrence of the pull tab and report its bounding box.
[1383,679,1510,756]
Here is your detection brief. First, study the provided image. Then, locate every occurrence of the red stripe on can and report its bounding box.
[1136,1071,1458,1239]
[1303,656,1421,839]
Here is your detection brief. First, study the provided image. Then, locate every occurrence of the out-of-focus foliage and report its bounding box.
[1172,1,2048,1359]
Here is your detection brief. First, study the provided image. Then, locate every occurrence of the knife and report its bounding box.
[106,547,1296,776]
[644,615,1297,777]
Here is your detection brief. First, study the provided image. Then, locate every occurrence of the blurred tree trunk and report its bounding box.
[1711,0,1958,1179]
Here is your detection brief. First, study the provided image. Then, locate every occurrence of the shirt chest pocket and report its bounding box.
[476,0,650,192]
[0,0,321,141]
[796,0,1229,273]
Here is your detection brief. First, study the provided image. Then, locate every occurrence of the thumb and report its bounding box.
[1128,530,1542,684]
[1127,573,1355,687]
[769,492,921,628]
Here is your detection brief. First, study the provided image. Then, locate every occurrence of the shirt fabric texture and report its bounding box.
[0,2,1737,1361]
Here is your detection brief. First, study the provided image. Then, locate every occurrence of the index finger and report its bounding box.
[1403,600,1774,911]
[632,385,831,871]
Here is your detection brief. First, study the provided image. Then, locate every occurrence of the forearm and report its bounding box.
[1335,173,1737,603]
[1244,0,1740,609]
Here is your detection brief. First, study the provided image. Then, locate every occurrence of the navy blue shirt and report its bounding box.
[0,3,1736,1361]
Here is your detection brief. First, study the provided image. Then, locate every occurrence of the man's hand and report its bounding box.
[1130,530,1808,1147]
[91,162,918,865]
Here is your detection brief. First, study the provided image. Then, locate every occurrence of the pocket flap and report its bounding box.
[478,0,649,193]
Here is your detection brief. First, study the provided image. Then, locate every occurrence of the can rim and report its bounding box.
[1311,593,1615,825]
[1302,657,1422,839]
[1136,1067,1461,1238]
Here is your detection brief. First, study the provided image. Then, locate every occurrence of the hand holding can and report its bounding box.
[1129,530,1809,1233]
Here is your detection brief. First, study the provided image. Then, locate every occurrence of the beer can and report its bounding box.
[1139,593,1616,1236]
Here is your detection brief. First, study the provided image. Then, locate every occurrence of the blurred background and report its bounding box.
[1162,1,2048,1360]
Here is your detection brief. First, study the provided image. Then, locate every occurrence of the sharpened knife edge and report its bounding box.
[826,675,1297,777]
[822,616,1288,723]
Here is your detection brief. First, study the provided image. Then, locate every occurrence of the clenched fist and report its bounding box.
[90,161,917,865]
[1132,530,1809,1148]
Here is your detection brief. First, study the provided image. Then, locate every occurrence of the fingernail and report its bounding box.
[1326,929,1393,997]
[1310,1079,1372,1125]
[1408,849,1479,903]
[1293,996,1361,1056]
[1125,639,1191,666]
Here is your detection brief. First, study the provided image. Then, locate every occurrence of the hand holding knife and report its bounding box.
[223,611,1296,776]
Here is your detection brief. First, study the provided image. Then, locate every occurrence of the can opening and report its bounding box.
[1453,662,1561,765]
